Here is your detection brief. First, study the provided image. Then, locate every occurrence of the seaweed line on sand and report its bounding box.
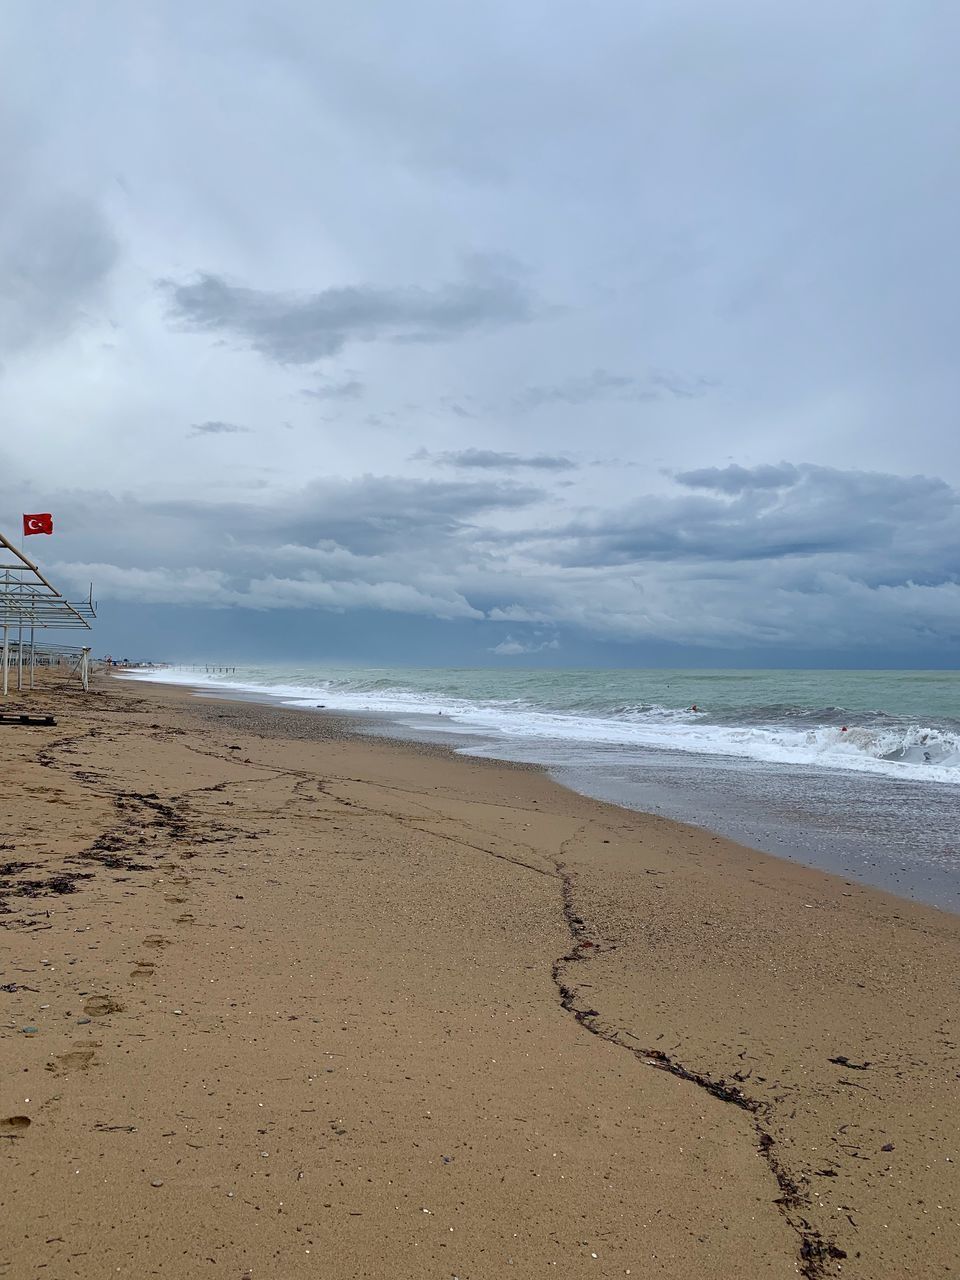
[550,858,850,1280]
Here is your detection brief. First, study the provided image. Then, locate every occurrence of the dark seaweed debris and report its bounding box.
[0,869,94,912]
[551,860,849,1279]
[0,861,36,877]
[16,872,94,897]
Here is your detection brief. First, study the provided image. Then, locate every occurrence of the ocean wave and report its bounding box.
[121,665,960,786]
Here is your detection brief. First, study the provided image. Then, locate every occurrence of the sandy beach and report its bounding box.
[1,672,958,1279]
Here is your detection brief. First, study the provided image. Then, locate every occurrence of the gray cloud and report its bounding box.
[301,379,364,401]
[518,464,959,571]
[675,463,800,493]
[162,258,538,365]
[7,461,959,654]
[0,196,118,358]
[34,473,545,561]
[515,368,712,410]
[189,420,251,436]
[414,447,577,471]
[440,397,476,419]
[54,560,483,620]
[24,472,546,624]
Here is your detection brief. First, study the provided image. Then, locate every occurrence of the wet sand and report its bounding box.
[1,672,958,1278]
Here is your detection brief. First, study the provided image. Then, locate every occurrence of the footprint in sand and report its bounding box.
[174,912,195,925]
[83,995,124,1018]
[130,961,155,981]
[0,1115,31,1131]
[164,894,188,904]
[143,934,170,950]
[46,1045,97,1075]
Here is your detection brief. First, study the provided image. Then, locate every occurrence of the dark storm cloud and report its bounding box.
[0,195,118,357]
[252,475,543,551]
[515,368,712,410]
[14,473,547,622]
[8,462,958,655]
[221,474,545,555]
[529,465,960,572]
[12,473,545,566]
[414,447,577,471]
[162,259,538,365]
[189,420,251,436]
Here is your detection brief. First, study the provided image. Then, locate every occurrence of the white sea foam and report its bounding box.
[122,666,960,786]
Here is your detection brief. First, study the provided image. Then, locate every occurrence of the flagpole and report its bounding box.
[15,525,25,692]
[19,518,27,691]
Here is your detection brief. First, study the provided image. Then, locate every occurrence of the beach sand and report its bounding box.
[1,672,958,1278]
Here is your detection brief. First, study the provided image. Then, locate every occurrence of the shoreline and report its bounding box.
[2,672,959,1277]
[120,669,960,913]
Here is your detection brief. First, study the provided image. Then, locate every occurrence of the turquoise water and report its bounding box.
[319,665,960,721]
[127,664,960,909]
[138,664,960,717]
[131,664,960,780]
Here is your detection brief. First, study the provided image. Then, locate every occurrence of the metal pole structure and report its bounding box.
[0,532,96,694]
[1,566,7,698]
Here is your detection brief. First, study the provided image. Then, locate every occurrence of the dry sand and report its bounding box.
[1,672,958,1279]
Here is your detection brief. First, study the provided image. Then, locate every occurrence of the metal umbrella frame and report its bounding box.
[0,530,96,695]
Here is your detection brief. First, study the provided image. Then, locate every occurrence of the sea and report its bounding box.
[125,665,960,912]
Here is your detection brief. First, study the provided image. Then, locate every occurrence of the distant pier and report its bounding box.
[177,665,239,674]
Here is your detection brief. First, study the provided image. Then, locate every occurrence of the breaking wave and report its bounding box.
[123,665,960,786]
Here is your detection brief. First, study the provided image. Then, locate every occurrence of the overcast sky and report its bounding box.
[2,1,959,665]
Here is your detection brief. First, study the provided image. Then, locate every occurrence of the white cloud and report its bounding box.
[51,563,232,606]
[50,559,483,622]
[490,634,560,655]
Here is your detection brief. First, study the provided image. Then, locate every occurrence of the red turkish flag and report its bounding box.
[23,513,53,536]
